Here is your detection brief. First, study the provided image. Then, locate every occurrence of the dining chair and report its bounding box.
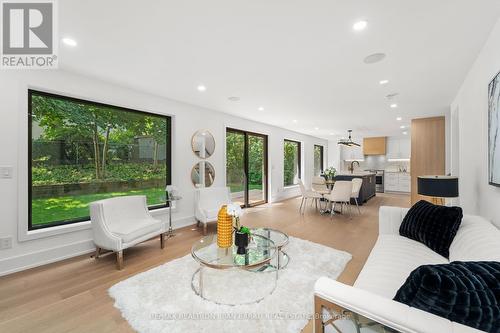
[298,179,323,214]
[351,178,363,214]
[312,176,330,195]
[324,181,353,218]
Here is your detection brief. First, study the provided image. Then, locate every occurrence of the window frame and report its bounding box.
[283,139,302,187]
[314,144,324,175]
[28,89,172,231]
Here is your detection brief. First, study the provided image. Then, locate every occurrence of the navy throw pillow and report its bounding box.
[399,200,463,258]
[394,261,500,333]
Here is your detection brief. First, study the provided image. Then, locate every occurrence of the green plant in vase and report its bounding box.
[324,167,337,181]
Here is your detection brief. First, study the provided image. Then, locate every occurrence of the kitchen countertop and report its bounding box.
[336,171,376,176]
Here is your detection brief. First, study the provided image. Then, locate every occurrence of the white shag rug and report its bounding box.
[109,236,352,333]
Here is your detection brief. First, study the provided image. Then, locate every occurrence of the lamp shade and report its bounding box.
[417,176,459,198]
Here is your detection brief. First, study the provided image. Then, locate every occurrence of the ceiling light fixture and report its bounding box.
[353,20,368,31]
[363,53,386,64]
[314,127,319,130]
[337,130,360,147]
[329,133,335,136]
[379,80,389,85]
[62,37,77,47]
[396,117,402,121]
[258,106,264,111]
[292,119,298,123]
[390,103,398,108]
[400,125,406,129]
[402,131,408,135]
[197,85,207,92]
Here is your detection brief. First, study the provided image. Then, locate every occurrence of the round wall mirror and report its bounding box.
[191,130,215,159]
[191,161,215,188]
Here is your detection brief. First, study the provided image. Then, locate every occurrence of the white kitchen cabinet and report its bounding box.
[386,137,411,160]
[384,172,411,192]
[341,144,364,161]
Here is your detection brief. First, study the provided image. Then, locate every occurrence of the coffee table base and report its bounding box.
[191,265,278,306]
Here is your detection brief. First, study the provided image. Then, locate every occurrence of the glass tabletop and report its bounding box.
[250,228,289,249]
[191,233,276,269]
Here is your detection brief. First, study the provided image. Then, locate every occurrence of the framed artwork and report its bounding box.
[489,71,500,186]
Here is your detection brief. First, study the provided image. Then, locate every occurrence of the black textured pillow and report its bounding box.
[400,200,463,258]
[394,261,500,333]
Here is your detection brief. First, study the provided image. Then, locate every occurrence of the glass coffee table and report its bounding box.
[191,233,278,305]
[250,228,290,270]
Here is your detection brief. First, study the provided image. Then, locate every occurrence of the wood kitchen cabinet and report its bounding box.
[363,137,386,155]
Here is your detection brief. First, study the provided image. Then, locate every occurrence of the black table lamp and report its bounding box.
[417,176,459,205]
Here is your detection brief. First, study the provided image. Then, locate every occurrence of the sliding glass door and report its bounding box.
[226,128,268,207]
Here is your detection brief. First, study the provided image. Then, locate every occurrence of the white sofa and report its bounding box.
[314,206,500,333]
[194,187,232,234]
[90,195,167,270]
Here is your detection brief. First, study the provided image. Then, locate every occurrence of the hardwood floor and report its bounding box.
[0,193,410,333]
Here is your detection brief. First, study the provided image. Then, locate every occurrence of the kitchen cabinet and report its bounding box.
[385,172,411,193]
[363,137,386,155]
[341,144,364,161]
[387,137,411,160]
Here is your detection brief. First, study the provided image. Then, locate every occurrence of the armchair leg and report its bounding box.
[160,233,166,249]
[116,251,124,270]
[203,223,207,235]
[95,246,101,259]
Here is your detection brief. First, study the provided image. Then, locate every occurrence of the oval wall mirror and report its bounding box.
[191,161,215,188]
[191,130,215,159]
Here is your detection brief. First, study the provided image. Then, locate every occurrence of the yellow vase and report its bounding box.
[217,205,233,248]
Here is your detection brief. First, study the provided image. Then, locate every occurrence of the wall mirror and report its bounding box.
[191,130,215,158]
[191,161,215,187]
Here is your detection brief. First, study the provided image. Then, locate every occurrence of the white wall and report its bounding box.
[0,70,327,275]
[450,17,500,227]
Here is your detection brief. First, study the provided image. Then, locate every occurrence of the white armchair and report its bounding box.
[194,187,232,235]
[90,195,167,270]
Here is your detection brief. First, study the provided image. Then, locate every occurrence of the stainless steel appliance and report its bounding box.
[366,170,385,193]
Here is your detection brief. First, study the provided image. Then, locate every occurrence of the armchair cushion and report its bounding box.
[399,200,463,258]
[109,218,163,243]
[394,261,500,333]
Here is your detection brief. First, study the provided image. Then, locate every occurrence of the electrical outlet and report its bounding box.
[0,166,13,179]
[0,236,12,250]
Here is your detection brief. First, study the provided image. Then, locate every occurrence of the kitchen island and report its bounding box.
[334,172,376,205]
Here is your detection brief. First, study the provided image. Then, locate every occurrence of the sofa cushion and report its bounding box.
[399,200,463,258]
[394,261,500,333]
[354,235,448,299]
[449,215,500,262]
[110,218,162,243]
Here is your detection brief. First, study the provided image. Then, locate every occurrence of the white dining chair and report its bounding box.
[298,179,323,214]
[351,178,363,214]
[311,176,330,195]
[324,181,353,218]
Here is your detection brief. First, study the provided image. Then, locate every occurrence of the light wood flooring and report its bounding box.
[0,193,410,333]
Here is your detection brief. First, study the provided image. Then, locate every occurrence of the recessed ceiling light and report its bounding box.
[390,103,398,108]
[363,53,386,64]
[400,125,406,129]
[329,132,335,135]
[258,106,264,111]
[396,117,402,121]
[197,85,206,92]
[62,37,77,47]
[402,131,408,135]
[292,119,298,123]
[379,80,389,85]
[353,20,368,31]
[228,96,240,102]
[314,127,319,130]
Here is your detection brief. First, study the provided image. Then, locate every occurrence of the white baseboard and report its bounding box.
[0,215,197,277]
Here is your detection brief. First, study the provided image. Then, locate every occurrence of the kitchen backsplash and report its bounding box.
[342,155,410,172]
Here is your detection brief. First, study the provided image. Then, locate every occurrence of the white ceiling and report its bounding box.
[59,0,500,139]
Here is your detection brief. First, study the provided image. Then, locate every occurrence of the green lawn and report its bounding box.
[31,187,165,227]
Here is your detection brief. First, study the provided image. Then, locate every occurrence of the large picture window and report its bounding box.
[314,145,324,176]
[284,139,301,186]
[29,90,171,230]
